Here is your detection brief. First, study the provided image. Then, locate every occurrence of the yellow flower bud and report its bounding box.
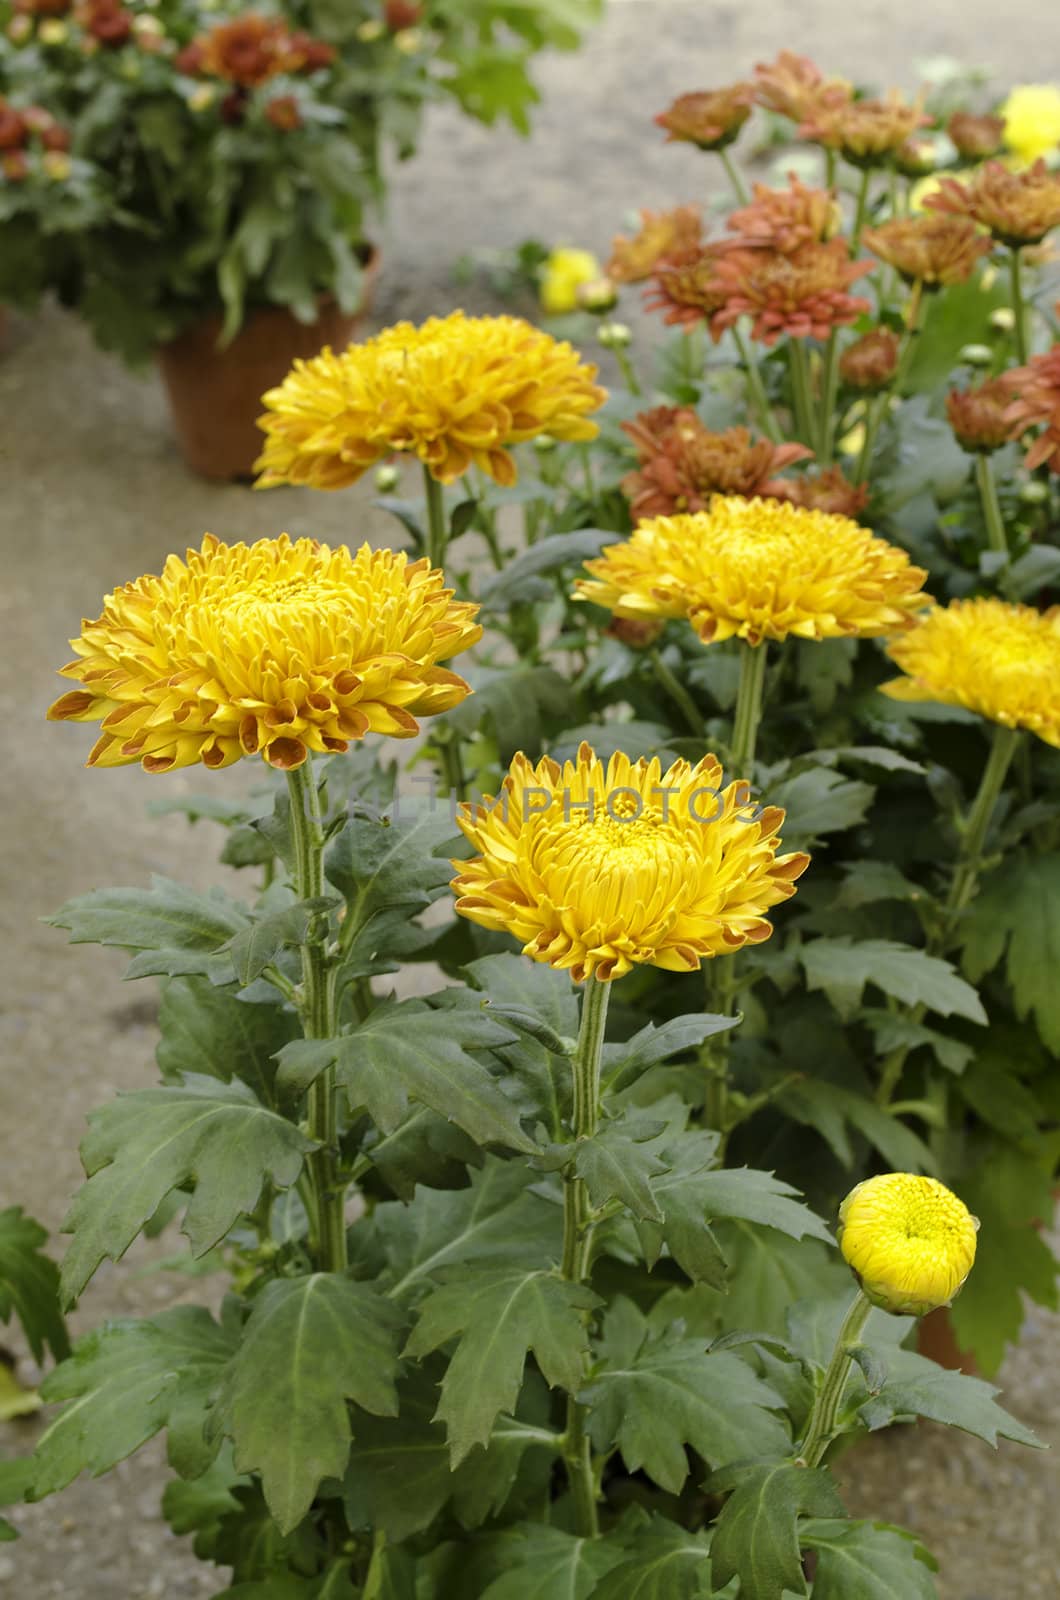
[838,1172,979,1317]
[393,28,422,54]
[38,19,69,45]
[357,20,385,41]
[189,86,216,113]
[539,248,601,315]
[42,151,73,182]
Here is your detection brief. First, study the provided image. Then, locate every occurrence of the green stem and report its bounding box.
[650,649,705,738]
[850,167,872,253]
[729,640,768,776]
[1009,247,1029,366]
[437,731,468,805]
[732,322,782,442]
[423,464,448,571]
[852,281,924,486]
[799,1290,873,1468]
[561,974,611,1539]
[286,762,347,1273]
[614,346,642,397]
[788,339,815,445]
[852,393,888,485]
[816,330,841,467]
[720,146,750,206]
[975,452,1008,557]
[876,723,1021,1106]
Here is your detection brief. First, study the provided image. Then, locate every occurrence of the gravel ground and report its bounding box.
[2,1,1059,1594]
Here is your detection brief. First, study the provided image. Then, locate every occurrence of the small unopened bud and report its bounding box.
[606,616,665,649]
[532,433,558,454]
[393,27,422,53]
[576,276,619,315]
[838,1173,979,1317]
[839,327,900,392]
[989,307,1017,333]
[189,85,216,112]
[374,464,400,492]
[7,15,33,43]
[356,19,385,42]
[41,150,72,181]
[957,342,993,368]
[1019,480,1050,505]
[133,14,164,37]
[598,321,632,350]
[38,18,68,44]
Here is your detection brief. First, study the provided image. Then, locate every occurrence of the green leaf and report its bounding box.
[156,977,299,1100]
[405,1267,596,1464]
[603,1014,738,1093]
[443,664,571,763]
[31,1308,234,1496]
[275,1002,534,1153]
[800,938,987,1023]
[832,861,924,911]
[0,1208,70,1363]
[859,1367,1041,1448]
[708,1460,846,1600]
[478,529,614,611]
[476,1523,625,1598]
[591,1519,714,1600]
[219,1275,404,1534]
[325,805,460,919]
[60,1076,314,1303]
[862,1011,972,1077]
[768,768,874,848]
[959,853,1060,1051]
[675,1168,832,1245]
[690,1226,851,1338]
[46,876,248,983]
[162,1445,245,1537]
[583,1299,789,1493]
[572,1119,669,1222]
[801,1519,938,1600]
[779,1079,936,1172]
[464,954,578,1040]
[225,898,338,987]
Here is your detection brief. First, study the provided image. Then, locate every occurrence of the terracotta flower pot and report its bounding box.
[157,247,379,481]
[916,1305,979,1375]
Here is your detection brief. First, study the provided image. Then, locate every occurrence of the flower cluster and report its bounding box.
[452,744,808,982]
[255,312,606,490]
[576,496,929,646]
[799,89,928,167]
[47,536,481,772]
[620,407,811,518]
[76,0,132,48]
[883,598,1060,746]
[606,206,703,285]
[927,159,1060,246]
[705,239,872,345]
[644,242,731,328]
[175,12,335,86]
[0,97,71,180]
[1003,346,1060,470]
[862,214,992,287]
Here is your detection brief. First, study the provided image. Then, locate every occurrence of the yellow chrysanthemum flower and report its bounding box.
[451,743,809,983]
[1001,84,1060,167]
[838,1173,979,1316]
[539,248,601,314]
[574,496,930,647]
[882,597,1060,746]
[47,536,481,773]
[254,312,606,491]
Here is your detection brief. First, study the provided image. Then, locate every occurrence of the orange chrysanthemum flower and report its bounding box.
[654,85,755,150]
[862,215,992,287]
[707,240,872,345]
[799,90,929,167]
[946,378,1014,454]
[753,51,852,123]
[451,743,808,983]
[644,242,731,329]
[926,159,1060,246]
[255,312,606,490]
[947,111,1005,162]
[621,407,811,518]
[47,537,481,773]
[575,495,929,647]
[839,327,901,392]
[607,206,703,285]
[1003,347,1060,470]
[765,465,870,520]
[726,175,840,253]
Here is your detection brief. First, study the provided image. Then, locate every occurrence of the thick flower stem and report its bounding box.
[876,723,1021,1107]
[732,322,783,443]
[975,453,1009,557]
[798,1290,873,1468]
[614,346,642,398]
[720,146,750,206]
[729,640,769,776]
[817,330,841,466]
[423,465,448,571]
[561,974,611,1539]
[850,168,872,254]
[287,762,348,1274]
[1009,248,1029,366]
[853,281,924,486]
[788,340,815,446]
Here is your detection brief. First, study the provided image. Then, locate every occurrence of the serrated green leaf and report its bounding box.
[678,1168,832,1245]
[275,1002,534,1153]
[583,1299,789,1493]
[46,876,247,983]
[325,805,459,917]
[220,1274,404,1534]
[60,1076,314,1303]
[801,1519,938,1600]
[573,1120,669,1222]
[162,1444,245,1537]
[801,938,987,1023]
[862,1011,972,1076]
[777,1079,935,1172]
[603,1014,738,1094]
[0,1208,69,1363]
[590,1519,714,1600]
[858,1367,1041,1447]
[695,1225,851,1338]
[768,768,874,848]
[479,529,613,611]
[443,664,570,763]
[156,977,299,1100]
[464,953,578,1039]
[708,1460,845,1600]
[477,1522,626,1598]
[31,1308,234,1496]
[959,853,1060,1051]
[833,861,924,911]
[405,1267,596,1464]
[225,898,338,987]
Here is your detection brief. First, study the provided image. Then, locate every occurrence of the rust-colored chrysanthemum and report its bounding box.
[0,101,26,151]
[575,495,929,646]
[76,0,131,47]
[186,12,333,85]
[607,206,703,285]
[621,407,810,518]
[451,743,809,983]
[839,327,901,392]
[800,90,929,167]
[753,51,852,123]
[255,312,606,490]
[654,85,755,150]
[862,215,992,287]
[726,175,840,253]
[706,240,872,345]
[1003,347,1060,470]
[47,536,482,773]
[765,465,870,520]
[883,597,1060,746]
[947,111,1005,162]
[926,159,1060,246]
[644,241,731,329]
[946,378,1013,454]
